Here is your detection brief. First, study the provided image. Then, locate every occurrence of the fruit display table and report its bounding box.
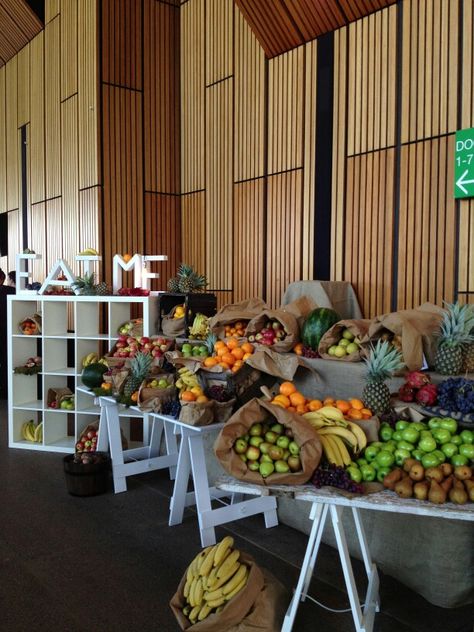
[149,413,279,547]
[215,476,474,632]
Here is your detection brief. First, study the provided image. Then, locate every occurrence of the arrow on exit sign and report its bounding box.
[455,128,474,199]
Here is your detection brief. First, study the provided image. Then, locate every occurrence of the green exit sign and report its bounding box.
[455,128,474,199]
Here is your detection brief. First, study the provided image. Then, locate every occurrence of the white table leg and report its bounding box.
[164,420,178,480]
[96,402,109,452]
[106,404,128,494]
[301,503,329,601]
[352,507,380,612]
[169,429,192,526]
[148,416,163,458]
[282,502,327,632]
[188,432,217,547]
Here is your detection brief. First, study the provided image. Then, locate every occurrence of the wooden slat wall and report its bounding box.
[61,95,79,272]
[0,0,43,68]
[28,202,47,281]
[17,45,29,127]
[29,31,45,205]
[44,16,61,200]
[60,0,78,101]
[7,208,21,270]
[5,57,18,212]
[0,66,6,214]
[145,193,181,289]
[181,192,206,275]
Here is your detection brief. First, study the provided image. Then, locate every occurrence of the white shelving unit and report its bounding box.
[7,294,159,453]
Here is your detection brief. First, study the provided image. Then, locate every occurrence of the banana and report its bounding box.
[183,575,193,599]
[195,549,210,573]
[204,566,219,591]
[199,544,218,577]
[317,426,358,451]
[325,434,351,466]
[193,578,204,607]
[215,606,224,614]
[21,422,29,440]
[82,352,99,368]
[303,416,336,429]
[25,422,36,442]
[198,603,213,621]
[319,434,343,467]
[346,421,367,452]
[178,367,193,375]
[222,563,248,595]
[188,577,199,607]
[188,605,201,623]
[203,586,224,602]
[317,406,346,422]
[186,560,197,584]
[206,596,226,609]
[225,573,248,601]
[217,549,240,579]
[34,422,43,443]
[208,561,240,590]
[213,536,234,567]
[78,247,99,256]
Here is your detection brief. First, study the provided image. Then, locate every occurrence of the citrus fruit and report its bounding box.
[279,381,297,396]
[181,390,196,402]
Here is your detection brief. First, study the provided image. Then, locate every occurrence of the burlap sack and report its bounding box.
[77,420,128,451]
[246,310,299,353]
[18,312,42,334]
[103,368,129,394]
[138,375,176,412]
[214,398,322,485]
[363,303,443,370]
[162,305,186,337]
[318,319,373,361]
[245,346,319,382]
[165,350,203,373]
[179,400,215,426]
[279,295,317,329]
[351,416,380,443]
[170,552,265,631]
[212,398,236,423]
[209,297,267,339]
[117,318,143,338]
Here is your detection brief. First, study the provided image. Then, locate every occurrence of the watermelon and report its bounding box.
[82,363,108,388]
[301,308,340,351]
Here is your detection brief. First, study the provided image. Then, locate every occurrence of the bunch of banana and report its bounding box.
[181,536,249,624]
[21,420,43,442]
[78,247,99,256]
[175,366,201,393]
[188,313,210,340]
[303,407,367,467]
[82,352,99,368]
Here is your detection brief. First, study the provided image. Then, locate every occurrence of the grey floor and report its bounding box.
[0,400,472,632]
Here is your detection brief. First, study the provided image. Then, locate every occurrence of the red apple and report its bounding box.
[76,442,84,450]
[116,341,126,348]
[140,337,150,344]
[87,430,96,439]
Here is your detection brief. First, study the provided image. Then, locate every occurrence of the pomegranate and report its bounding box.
[405,371,431,389]
[398,383,416,402]
[415,383,438,406]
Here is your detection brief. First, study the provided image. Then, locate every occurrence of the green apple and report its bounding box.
[379,425,393,441]
[234,438,248,454]
[157,378,168,388]
[428,417,443,430]
[431,449,446,464]
[249,423,263,437]
[328,345,338,356]
[450,434,463,446]
[392,430,404,442]
[394,448,411,466]
[357,458,368,467]
[249,436,264,448]
[412,449,424,461]
[375,450,395,468]
[274,460,290,473]
[421,452,440,469]
[342,328,355,341]
[370,460,380,470]
[397,440,415,453]
[339,338,350,348]
[289,441,300,455]
[431,427,452,445]
[401,427,420,444]
[395,420,410,431]
[451,454,468,467]
[334,346,347,358]
[418,434,437,453]
[459,443,474,460]
[411,422,428,432]
[438,418,457,434]
[440,442,458,458]
[265,431,278,444]
[364,446,380,462]
[192,346,201,356]
[345,342,359,354]
[276,435,290,449]
[346,466,362,483]
[247,460,260,471]
[181,343,192,354]
[271,423,284,435]
[360,464,376,482]
[383,440,397,453]
[460,430,474,445]
[377,466,391,483]
[259,462,275,478]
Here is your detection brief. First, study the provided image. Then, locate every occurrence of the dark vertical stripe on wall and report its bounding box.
[314,31,334,279]
[20,125,28,248]
[454,0,463,300]
[391,0,403,311]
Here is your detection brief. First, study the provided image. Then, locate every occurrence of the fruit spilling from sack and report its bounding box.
[181,537,249,624]
[76,427,98,452]
[233,421,302,477]
[14,356,42,375]
[248,320,287,346]
[327,328,362,358]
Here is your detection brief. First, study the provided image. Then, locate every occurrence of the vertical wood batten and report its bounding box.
[5,57,18,212]
[0,66,6,214]
[45,16,61,200]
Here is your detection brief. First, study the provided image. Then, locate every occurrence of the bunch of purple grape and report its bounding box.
[437,377,474,414]
[205,384,234,402]
[162,400,182,418]
[302,346,320,359]
[311,464,364,494]
[379,407,410,428]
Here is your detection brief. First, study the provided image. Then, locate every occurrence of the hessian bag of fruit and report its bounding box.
[214,397,322,486]
[162,304,186,337]
[318,319,374,362]
[209,297,267,340]
[246,309,299,353]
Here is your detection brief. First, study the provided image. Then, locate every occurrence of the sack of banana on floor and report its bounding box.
[170,536,288,632]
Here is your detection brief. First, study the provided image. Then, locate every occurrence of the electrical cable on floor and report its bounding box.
[304,593,365,614]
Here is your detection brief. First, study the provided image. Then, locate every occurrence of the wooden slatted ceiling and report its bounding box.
[0,0,43,68]
[144,0,180,194]
[401,0,458,143]
[235,0,396,58]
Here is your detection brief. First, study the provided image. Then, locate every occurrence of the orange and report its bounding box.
[349,398,364,410]
[279,381,297,397]
[222,353,236,366]
[181,390,197,402]
[241,342,254,354]
[203,356,218,368]
[230,327,236,335]
[348,408,363,420]
[196,395,209,403]
[287,406,297,412]
[242,352,252,361]
[323,397,335,406]
[235,321,244,329]
[361,408,373,419]
[336,400,351,413]
[231,364,241,374]
[101,382,112,390]
[217,346,228,357]
[218,361,231,371]
[271,401,287,409]
[307,399,323,411]
[296,404,308,414]
[131,391,139,402]
[226,337,239,350]
[122,253,132,263]
[215,340,226,351]
[272,394,291,408]
[293,342,304,356]
[289,392,306,407]
[236,329,245,337]
[231,347,245,360]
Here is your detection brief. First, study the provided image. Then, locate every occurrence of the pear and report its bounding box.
[440,462,453,478]
[408,463,425,482]
[394,477,413,498]
[449,479,468,505]
[403,458,419,473]
[428,479,447,504]
[413,480,429,501]
[440,475,454,494]
[383,468,403,490]
[424,467,444,483]
[463,479,474,502]
[454,465,472,481]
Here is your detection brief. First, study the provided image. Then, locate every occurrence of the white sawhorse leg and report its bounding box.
[169,427,279,548]
[282,503,379,632]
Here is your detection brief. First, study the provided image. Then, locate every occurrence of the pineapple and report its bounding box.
[72,272,110,296]
[167,276,180,293]
[205,332,218,356]
[123,352,153,399]
[176,263,207,293]
[363,340,404,415]
[435,302,474,375]
[462,343,474,373]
